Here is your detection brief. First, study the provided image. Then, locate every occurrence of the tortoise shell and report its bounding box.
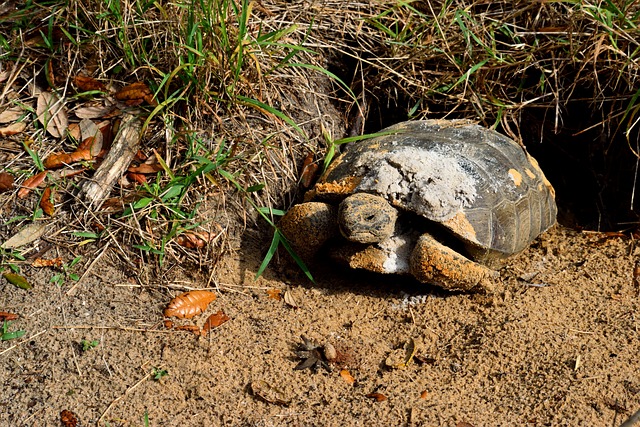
[307,119,557,261]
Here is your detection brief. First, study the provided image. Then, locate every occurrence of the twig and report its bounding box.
[52,325,173,333]
[66,241,110,296]
[620,408,640,427]
[0,329,48,356]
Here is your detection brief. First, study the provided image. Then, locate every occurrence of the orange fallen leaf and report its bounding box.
[32,257,64,268]
[202,310,230,336]
[420,390,428,399]
[0,311,19,321]
[365,392,387,402]
[43,149,92,169]
[127,163,163,174]
[174,231,221,249]
[0,172,14,193]
[74,75,106,92]
[40,186,55,216]
[300,152,318,188]
[0,121,27,136]
[127,172,147,184]
[18,171,47,198]
[163,290,217,319]
[340,369,355,385]
[115,82,157,106]
[266,288,282,300]
[174,324,201,335]
[163,319,174,329]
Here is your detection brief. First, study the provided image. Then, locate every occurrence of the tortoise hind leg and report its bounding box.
[410,233,499,292]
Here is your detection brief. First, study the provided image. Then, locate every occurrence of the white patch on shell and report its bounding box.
[353,146,477,222]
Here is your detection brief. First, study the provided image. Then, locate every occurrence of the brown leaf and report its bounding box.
[18,171,47,198]
[127,172,147,184]
[0,172,14,193]
[0,106,24,123]
[60,409,78,427]
[266,288,282,300]
[74,75,106,92]
[163,290,217,319]
[283,290,298,308]
[365,392,387,402]
[163,319,174,329]
[1,222,47,249]
[127,163,163,174]
[32,257,64,268]
[420,390,428,400]
[40,186,55,216]
[0,311,19,321]
[78,118,103,156]
[36,91,68,138]
[43,149,92,169]
[67,123,81,141]
[0,121,26,136]
[75,104,116,119]
[115,82,157,106]
[300,152,318,188]
[201,310,229,335]
[340,369,355,385]
[174,231,221,249]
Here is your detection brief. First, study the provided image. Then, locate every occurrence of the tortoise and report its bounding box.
[279,119,557,291]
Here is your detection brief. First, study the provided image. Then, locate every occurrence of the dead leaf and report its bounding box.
[420,390,428,399]
[75,104,116,119]
[300,152,318,188]
[43,149,92,169]
[174,231,221,249]
[31,257,64,268]
[0,106,24,123]
[163,319,174,329]
[36,91,68,138]
[78,118,103,156]
[127,163,163,174]
[201,310,230,335]
[67,123,81,141]
[0,172,14,193]
[18,171,47,198]
[266,288,282,300]
[365,392,387,402]
[163,290,217,319]
[3,272,32,290]
[174,324,201,335]
[127,172,147,184]
[115,82,157,106]
[40,186,55,216]
[0,121,26,136]
[60,409,78,427]
[0,312,19,321]
[250,381,291,406]
[340,369,355,385]
[1,222,47,249]
[74,75,105,92]
[283,290,298,308]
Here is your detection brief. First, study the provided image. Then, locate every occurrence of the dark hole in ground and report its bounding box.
[327,50,640,231]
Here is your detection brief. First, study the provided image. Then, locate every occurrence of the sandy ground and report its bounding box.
[1,225,639,426]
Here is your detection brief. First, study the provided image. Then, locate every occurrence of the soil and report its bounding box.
[1,225,639,426]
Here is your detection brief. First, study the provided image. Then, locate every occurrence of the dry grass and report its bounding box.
[1,0,639,278]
